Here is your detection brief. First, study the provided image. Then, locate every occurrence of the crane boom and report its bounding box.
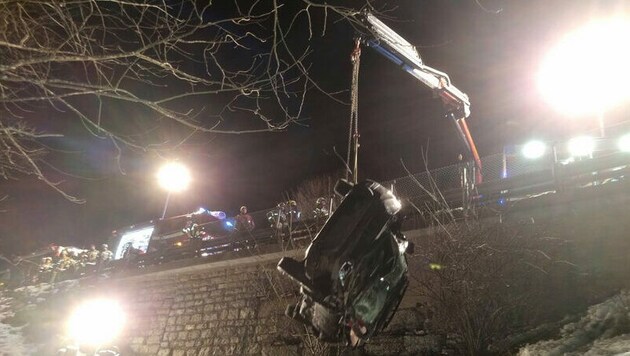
[359,12,482,182]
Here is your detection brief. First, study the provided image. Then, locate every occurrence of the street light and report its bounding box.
[521,140,547,160]
[157,161,191,218]
[538,18,630,136]
[618,133,630,153]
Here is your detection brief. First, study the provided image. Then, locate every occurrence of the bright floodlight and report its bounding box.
[521,140,547,160]
[157,162,191,193]
[618,133,630,152]
[567,136,595,158]
[538,18,630,116]
[67,299,126,347]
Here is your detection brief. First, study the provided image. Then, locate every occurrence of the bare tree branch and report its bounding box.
[0,0,386,200]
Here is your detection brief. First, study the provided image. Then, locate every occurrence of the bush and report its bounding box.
[409,217,589,355]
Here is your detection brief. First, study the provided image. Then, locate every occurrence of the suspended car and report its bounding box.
[277,179,411,347]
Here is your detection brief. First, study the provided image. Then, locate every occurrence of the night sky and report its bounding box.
[1,0,629,254]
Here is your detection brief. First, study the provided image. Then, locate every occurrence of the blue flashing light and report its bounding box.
[223,219,235,231]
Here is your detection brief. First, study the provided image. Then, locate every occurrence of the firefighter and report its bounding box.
[286,200,301,223]
[100,244,113,262]
[39,257,54,273]
[87,244,100,264]
[235,206,255,232]
[56,250,75,270]
[313,197,329,221]
[55,249,77,281]
[96,244,113,274]
[285,200,302,237]
[267,202,287,230]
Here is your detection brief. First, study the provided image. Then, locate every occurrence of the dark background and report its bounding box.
[1,0,629,254]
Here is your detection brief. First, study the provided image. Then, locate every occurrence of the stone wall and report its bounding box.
[12,249,433,355]
[111,252,436,355]
[117,261,298,355]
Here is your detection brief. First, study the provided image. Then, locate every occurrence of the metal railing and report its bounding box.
[385,150,629,211]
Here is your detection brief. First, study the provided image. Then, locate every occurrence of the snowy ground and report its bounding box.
[0,280,78,355]
[0,295,37,355]
[519,290,630,355]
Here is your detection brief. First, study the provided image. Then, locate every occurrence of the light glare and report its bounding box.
[539,18,630,116]
[521,140,547,159]
[67,299,125,347]
[157,162,191,192]
[618,133,630,152]
[567,136,595,158]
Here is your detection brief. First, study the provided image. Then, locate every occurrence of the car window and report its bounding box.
[352,253,406,326]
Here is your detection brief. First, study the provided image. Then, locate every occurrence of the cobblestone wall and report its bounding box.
[11,251,431,355]
[103,257,432,355]
[111,262,302,355]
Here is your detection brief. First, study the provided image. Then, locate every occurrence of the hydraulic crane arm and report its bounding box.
[358,12,482,183]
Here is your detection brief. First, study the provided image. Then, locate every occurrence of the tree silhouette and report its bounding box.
[0,0,375,201]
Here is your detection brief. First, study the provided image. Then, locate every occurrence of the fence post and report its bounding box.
[458,155,470,218]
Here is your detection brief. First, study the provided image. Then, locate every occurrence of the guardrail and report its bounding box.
[386,151,629,210]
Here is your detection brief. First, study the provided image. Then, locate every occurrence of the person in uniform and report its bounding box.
[87,245,100,263]
[37,257,54,283]
[96,244,113,273]
[183,220,207,240]
[313,197,330,221]
[235,206,255,232]
[80,244,99,274]
[285,200,301,236]
[286,200,301,222]
[267,202,287,230]
[39,257,53,272]
[55,249,77,281]
[100,244,113,262]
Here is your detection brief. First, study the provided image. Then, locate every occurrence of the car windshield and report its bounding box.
[352,252,407,326]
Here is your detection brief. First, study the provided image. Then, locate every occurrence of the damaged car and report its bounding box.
[277,179,411,347]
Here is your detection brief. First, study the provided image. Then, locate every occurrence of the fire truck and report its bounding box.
[110,208,228,263]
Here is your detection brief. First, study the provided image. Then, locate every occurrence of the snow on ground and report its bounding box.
[13,279,78,300]
[519,290,630,355]
[0,280,79,355]
[0,295,36,355]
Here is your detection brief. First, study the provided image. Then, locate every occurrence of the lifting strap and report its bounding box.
[347,39,361,184]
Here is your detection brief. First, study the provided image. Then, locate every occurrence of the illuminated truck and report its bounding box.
[111,208,228,263]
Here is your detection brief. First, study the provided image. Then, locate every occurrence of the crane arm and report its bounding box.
[358,12,482,182]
